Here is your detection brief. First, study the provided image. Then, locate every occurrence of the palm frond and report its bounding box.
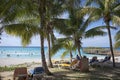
[4,23,39,46]
[52,18,68,32]
[112,3,120,12]
[112,15,120,26]
[57,37,72,43]
[86,0,104,9]
[85,26,107,38]
[115,30,120,41]
[61,50,69,59]
[50,43,63,57]
[85,0,94,6]
[114,40,120,48]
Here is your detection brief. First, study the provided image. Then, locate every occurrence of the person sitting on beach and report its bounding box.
[89,56,99,64]
[76,54,81,60]
[100,55,111,63]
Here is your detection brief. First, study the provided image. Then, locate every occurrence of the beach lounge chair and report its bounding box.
[57,61,71,69]
[70,59,80,70]
[70,57,89,72]
[13,67,28,80]
[28,67,44,79]
[99,56,111,63]
[89,56,99,65]
[90,56,112,67]
[98,56,112,67]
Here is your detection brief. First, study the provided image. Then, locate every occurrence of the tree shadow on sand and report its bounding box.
[47,65,120,80]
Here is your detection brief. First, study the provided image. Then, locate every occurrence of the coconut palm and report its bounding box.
[85,0,120,67]
[114,30,120,48]
[51,38,76,63]
[51,8,106,62]
[43,0,66,68]
[61,40,75,62]
[0,0,53,75]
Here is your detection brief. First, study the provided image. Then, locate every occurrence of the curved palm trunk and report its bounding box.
[40,35,52,75]
[38,0,52,75]
[70,50,73,63]
[77,40,82,58]
[78,46,82,58]
[47,34,53,68]
[106,24,115,67]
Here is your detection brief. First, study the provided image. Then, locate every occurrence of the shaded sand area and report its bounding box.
[0,57,120,80]
[1,63,120,80]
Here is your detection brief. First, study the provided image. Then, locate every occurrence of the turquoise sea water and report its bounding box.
[0,46,112,59]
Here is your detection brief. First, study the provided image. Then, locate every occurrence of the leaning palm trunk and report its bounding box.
[77,40,82,58]
[40,35,52,75]
[106,23,115,67]
[70,51,73,63]
[78,46,82,58]
[38,0,52,75]
[47,34,53,68]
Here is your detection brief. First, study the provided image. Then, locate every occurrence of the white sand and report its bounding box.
[0,58,41,66]
[0,56,120,67]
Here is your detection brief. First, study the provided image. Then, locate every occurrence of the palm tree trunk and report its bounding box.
[70,51,73,63]
[106,23,115,67]
[40,35,52,75]
[77,41,82,58]
[47,34,53,68]
[38,0,52,75]
[78,47,82,58]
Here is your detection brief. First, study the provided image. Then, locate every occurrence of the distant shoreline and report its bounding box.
[1,46,119,48]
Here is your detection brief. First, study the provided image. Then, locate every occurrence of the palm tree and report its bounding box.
[1,0,52,75]
[51,38,75,63]
[51,8,106,61]
[57,7,106,58]
[114,30,120,48]
[44,0,66,68]
[61,40,75,62]
[85,0,120,67]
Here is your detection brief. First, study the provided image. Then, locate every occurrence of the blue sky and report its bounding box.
[0,31,115,47]
[0,11,118,47]
[0,26,116,47]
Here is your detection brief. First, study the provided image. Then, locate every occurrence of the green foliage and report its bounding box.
[4,23,39,46]
[51,38,76,58]
[0,66,17,72]
[114,30,120,48]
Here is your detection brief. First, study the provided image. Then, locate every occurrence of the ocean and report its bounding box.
[0,46,109,60]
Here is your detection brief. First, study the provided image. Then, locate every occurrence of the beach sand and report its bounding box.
[0,56,120,66]
[0,57,120,80]
[0,57,71,67]
[0,58,41,67]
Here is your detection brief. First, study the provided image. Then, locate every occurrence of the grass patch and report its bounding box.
[47,67,120,80]
[0,66,17,72]
[0,62,41,72]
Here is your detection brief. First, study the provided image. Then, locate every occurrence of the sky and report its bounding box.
[0,32,115,47]
[0,22,117,47]
[0,9,118,47]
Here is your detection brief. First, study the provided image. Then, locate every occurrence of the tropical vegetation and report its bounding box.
[84,0,120,67]
[0,0,120,75]
[115,30,120,48]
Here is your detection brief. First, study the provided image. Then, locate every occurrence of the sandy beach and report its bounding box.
[0,58,71,67]
[0,56,120,67]
[0,57,120,80]
[0,58,41,66]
